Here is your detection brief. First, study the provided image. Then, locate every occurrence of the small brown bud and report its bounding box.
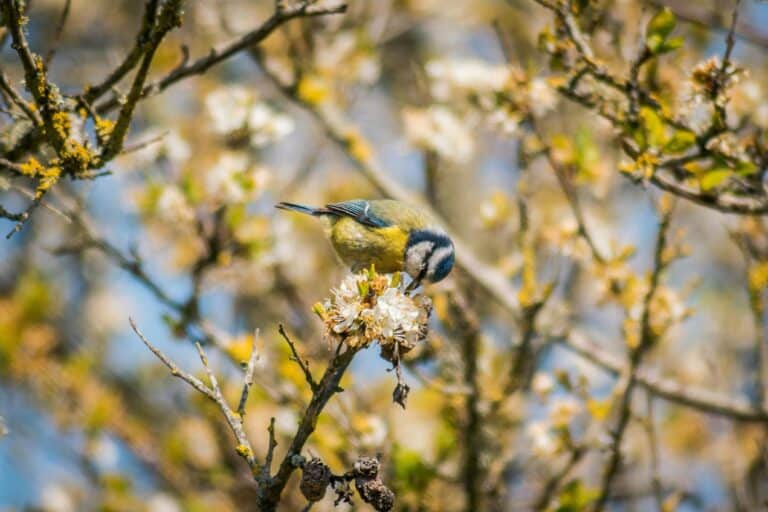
[353,456,395,512]
[356,477,395,512]
[299,457,331,502]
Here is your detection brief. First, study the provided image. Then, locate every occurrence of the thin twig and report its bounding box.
[559,331,768,422]
[94,1,348,114]
[129,317,217,401]
[82,0,161,102]
[129,318,260,473]
[120,130,169,155]
[237,329,261,418]
[533,445,587,511]
[100,0,183,161]
[263,417,277,480]
[278,324,318,391]
[44,0,73,66]
[258,343,358,510]
[0,71,42,126]
[644,392,665,511]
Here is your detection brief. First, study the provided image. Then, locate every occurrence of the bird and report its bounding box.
[276,199,455,289]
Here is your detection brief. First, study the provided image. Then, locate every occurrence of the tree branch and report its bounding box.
[129,318,260,474]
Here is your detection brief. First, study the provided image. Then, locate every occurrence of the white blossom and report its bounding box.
[147,494,181,512]
[163,130,191,162]
[364,287,422,341]
[321,272,431,352]
[204,152,270,204]
[532,372,555,399]
[402,106,475,163]
[528,77,558,117]
[40,484,75,512]
[205,86,294,146]
[426,58,510,101]
[89,435,119,469]
[156,186,195,224]
[358,415,388,448]
[205,85,253,135]
[248,103,295,147]
[526,420,558,458]
[549,396,581,427]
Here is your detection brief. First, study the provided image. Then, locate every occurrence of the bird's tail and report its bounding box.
[275,201,322,216]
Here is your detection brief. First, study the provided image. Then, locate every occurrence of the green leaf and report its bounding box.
[225,203,247,229]
[735,160,758,176]
[393,445,435,493]
[639,106,667,148]
[556,479,599,512]
[663,130,696,154]
[700,169,732,191]
[656,36,684,54]
[646,7,677,53]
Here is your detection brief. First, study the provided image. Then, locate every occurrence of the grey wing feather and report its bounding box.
[324,200,390,228]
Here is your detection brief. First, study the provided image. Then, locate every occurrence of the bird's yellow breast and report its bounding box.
[329,217,408,273]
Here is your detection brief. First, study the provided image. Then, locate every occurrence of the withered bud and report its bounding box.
[356,477,395,512]
[299,457,331,502]
[353,456,395,512]
[353,456,381,478]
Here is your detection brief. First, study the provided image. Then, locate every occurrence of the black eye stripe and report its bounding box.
[406,230,452,250]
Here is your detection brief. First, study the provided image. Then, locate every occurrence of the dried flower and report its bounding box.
[353,456,395,512]
[300,457,332,502]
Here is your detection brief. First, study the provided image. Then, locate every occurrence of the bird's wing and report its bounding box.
[324,200,391,228]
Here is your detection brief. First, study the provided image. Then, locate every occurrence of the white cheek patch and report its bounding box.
[427,246,454,276]
[405,240,434,277]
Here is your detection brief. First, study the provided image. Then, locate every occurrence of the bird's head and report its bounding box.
[404,229,455,284]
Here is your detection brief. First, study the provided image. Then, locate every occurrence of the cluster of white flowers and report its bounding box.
[426,58,511,102]
[420,58,558,144]
[205,85,294,147]
[317,271,432,359]
[204,152,271,205]
[402,106,475,163]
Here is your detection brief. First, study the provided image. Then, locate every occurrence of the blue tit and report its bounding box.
[276,199,455,288]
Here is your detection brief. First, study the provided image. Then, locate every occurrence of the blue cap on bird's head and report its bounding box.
[404,229,455,284]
